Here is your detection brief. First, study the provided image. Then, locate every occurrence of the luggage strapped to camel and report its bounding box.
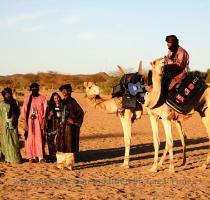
[112,73,146,109]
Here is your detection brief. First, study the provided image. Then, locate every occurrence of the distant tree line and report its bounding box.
[0,69,210,95]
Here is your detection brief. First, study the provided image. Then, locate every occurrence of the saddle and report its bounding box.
[166,75,208,114]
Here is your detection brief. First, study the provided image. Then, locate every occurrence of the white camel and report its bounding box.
[83,83,142,168]
[83,63,143,168]
[146,57,210,172]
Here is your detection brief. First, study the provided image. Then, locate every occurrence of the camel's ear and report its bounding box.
[138,60,142,75]
[87,82,93,88]
[150,61,153,66]
[117,65,125,75]
[84,81,87,87]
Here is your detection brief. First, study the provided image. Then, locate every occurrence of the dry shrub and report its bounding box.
[0,71,111,92]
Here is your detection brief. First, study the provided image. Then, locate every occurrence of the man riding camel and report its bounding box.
[164,35,190,90]
[147,35,189,93]
[146,35,191,120]
[163,35,191,120]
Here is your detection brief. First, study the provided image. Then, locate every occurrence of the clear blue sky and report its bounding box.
[0,0,210,75]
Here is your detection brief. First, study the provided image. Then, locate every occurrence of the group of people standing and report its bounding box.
[0,83,84,170]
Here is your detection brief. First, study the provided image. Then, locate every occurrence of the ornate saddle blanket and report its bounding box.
[166,75,208,114]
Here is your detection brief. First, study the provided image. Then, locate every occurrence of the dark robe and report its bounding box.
[56,96,84,153]
[46,105,62,157]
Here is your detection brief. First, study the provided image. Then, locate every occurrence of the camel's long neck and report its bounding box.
[152,72,162,91]
[145,71,162,108]
[86,94,119,113]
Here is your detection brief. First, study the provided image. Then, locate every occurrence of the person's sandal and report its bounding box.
[29,158,36,163]
[39,159,46,163]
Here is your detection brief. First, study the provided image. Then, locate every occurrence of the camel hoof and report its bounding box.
[149,166,158,173]
[169,166,175,173]
[121,164,130,169]
[157,163,164,170]
[169,168,175,173]
[199,164,207,171]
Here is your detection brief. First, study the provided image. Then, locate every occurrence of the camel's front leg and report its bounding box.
[175,120,187,166]
[159,120,187,168]
[119,109,132,169]
[158,121,183,168]
[200,112,210,170]
[148,114,160,172]
[162,119,174,172]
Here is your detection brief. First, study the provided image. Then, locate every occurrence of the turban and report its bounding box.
[59,84,72,92]
[1,87,12,97]
[29,82,39,91]
[165,35,179,45]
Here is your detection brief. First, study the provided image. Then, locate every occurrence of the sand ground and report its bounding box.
[0,92,209,199]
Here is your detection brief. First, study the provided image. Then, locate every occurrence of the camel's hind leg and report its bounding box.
[158,142,168,169]
[200,109,210,170]
[119,109,132,169]
[175,120,187,166]
[161,118,174,172]
[148,114,160,172]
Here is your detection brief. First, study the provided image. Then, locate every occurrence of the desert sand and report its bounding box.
[0,92,209,199]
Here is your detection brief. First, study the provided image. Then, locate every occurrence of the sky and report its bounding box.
[0,0,210,75]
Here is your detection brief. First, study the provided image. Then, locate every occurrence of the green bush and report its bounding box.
[189,70,208,81]
[98,76,121,95]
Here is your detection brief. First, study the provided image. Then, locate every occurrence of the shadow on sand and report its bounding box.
[75,136,209,170]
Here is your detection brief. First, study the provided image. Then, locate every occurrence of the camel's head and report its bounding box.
[83,82,100,97]
[150,57,165,76]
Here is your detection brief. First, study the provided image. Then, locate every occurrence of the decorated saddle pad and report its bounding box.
[166,75,208,114]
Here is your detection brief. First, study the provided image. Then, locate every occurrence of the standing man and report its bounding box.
[22,83,47,163]
[164,35,190,90]
[0,87,21,163]
[56,84,84,170]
